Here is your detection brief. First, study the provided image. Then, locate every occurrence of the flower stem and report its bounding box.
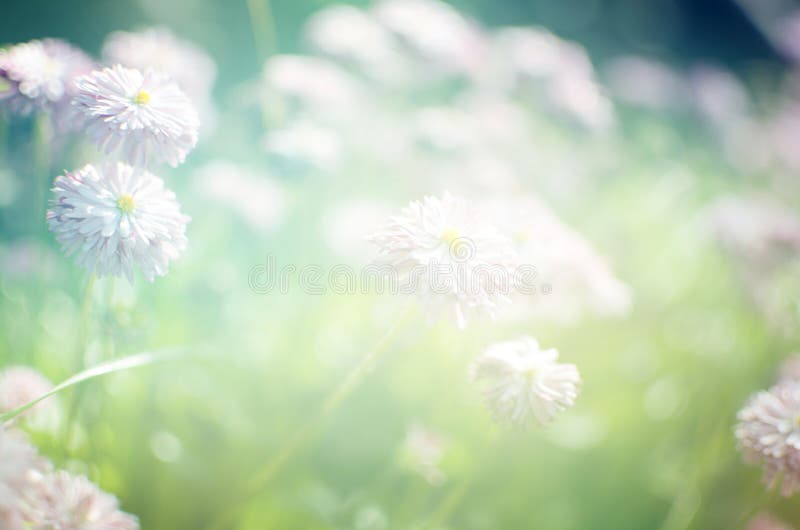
[416,430,498,530]
[33,113,52,236]
[204,303,416,530]
[246,0,276,64]
[61,273,95,449]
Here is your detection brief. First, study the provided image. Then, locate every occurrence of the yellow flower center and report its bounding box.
[523,367,536,381]
[440,228,461,245]
[133,90,151,105]
[117,194,135,213]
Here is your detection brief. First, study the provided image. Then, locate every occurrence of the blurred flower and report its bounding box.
[706,196,800,261]
[688,65,751,128]
[373,0,488,78]
[470,336,581,426]
[413,106,479,153]
[605,56,685,110]
[493,27,614,130]
[368,192,517,328]
[47,162,189,282]
[780,355,800,383]
[22,470,139,530]
[0,427,45,512]
[0,39,93,116]
[305,5,403,80]
[0,240,58,281]
[262,120,342,173]
[102,27,216,107]
[747,512,793,530]
[262,55,365,117]
[736,381,800,496]
[195,159,286,233]
[0,366,53,417]
[705,196,800,333]
[400,423,448,485]
[485,195,631,323]
[73,65,199,167]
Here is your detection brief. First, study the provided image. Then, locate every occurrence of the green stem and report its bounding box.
[204,304,416,530]
[33,113,52,236]
[246,0,276,64]
[417,430,499,530]
[61,274,96,448]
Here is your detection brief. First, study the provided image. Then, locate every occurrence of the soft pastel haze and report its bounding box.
[2,0,800,529]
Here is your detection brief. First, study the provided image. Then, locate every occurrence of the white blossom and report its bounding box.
[73,65,199,167]
[47,163,189,282]
[368,192,517,328]
[736,381,800,496]
[22,471,138,530]
[470,336,581,426]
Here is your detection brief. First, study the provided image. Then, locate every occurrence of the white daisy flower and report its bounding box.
[736,381,800,496]
[22,471,139,530]
[0,39,93,116]
[470,336,581,427]
[47,162,189,282]
[0,366,53,417]
[102,27,216,106]
[73,65,199,167]
[368,192,517,328]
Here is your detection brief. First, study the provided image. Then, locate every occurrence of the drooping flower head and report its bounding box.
[470,336,581,426]
[736,381,800,496]
[22,471,139,530]
[368,192,517,328]
[102,27,216,106]
[47,163,189,282]
[0,39,93,116]
[0,366,53,418]
[73,65,199,167]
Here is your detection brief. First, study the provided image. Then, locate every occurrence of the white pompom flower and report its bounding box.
[470,336,581,427]
[47,162,189,282]
[73,65,199,167]
[0,39,93,116]
[736,381,800,496]
[22,471,139,530]
[368,191,517,328]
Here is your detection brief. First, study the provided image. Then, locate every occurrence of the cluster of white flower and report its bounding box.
[0,366,136,528]
[1,29,207,283]
[0,428,138,530]
[736,356,800,496]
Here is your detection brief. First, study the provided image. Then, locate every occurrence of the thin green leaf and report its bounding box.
[0,347,188,424]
